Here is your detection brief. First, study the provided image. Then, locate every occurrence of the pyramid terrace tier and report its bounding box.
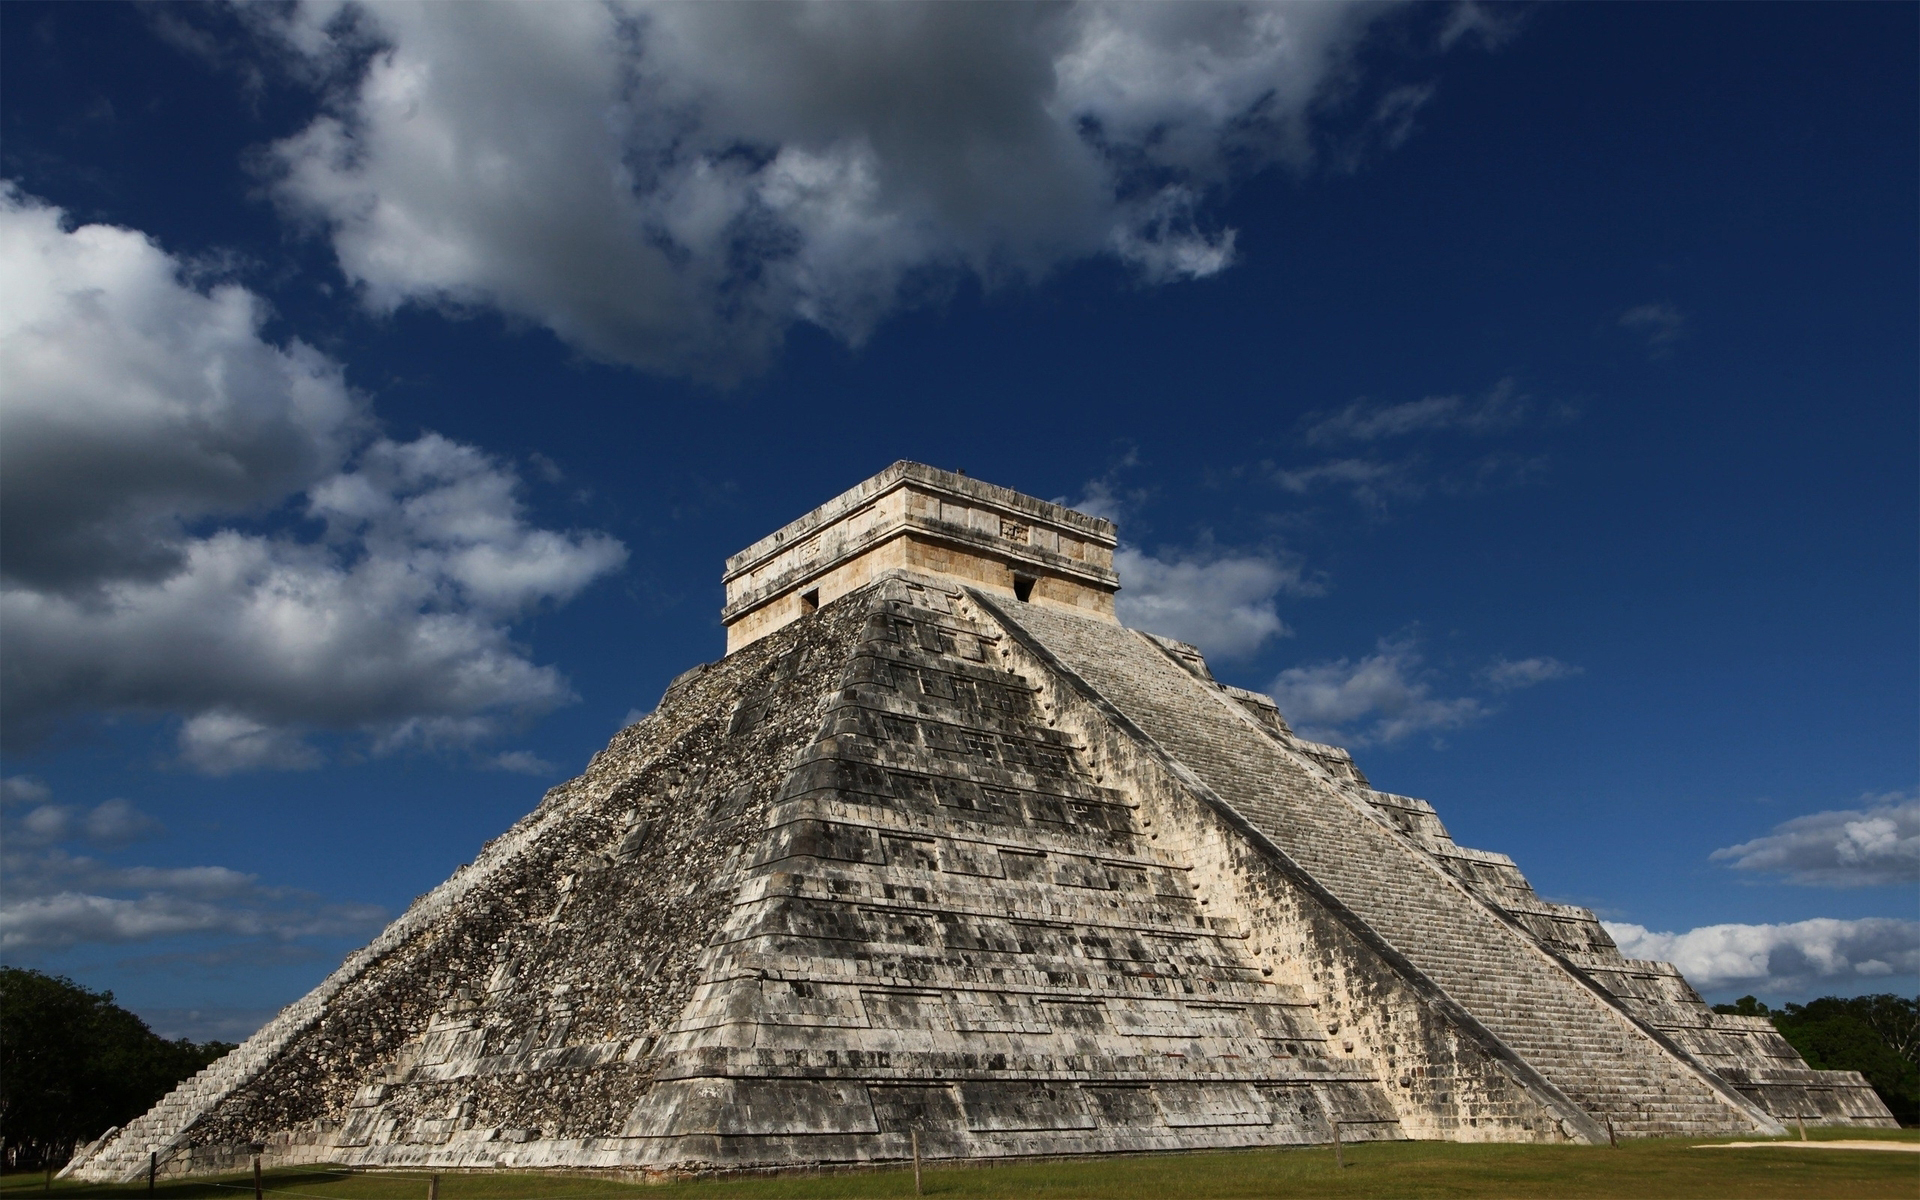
[68,569,1891,1183]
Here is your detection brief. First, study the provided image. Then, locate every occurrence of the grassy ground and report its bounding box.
[11,1129,1916,1200]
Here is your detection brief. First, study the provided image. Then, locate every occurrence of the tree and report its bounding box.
[1852,993,1920,1071]
[1714,995,1772,1017]
[0,968,236,1171]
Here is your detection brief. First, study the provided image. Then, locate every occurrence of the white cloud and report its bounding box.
[178,711,325,775]
[1480,655,1582,691]
[19,806,76,843]
[0,882,384,951]
[486,750,556,776]
[1268,635,1486,746]
[1115,545,1313,661]
[1301,377,1532,445]
[1,776,52,806]
[1,782,166,848]
[1267,456,1419,508]
[0,185,364,591]
[1620,300,1686,348]
[1060,449,1147,524]
[0,850,378,955]
[1270,379,1568,515]
[1438,1,1521,51]
[0,783,383,952]
[81,798,167,844]
[1711,793,1920,888]
[0,191,627,767]
[1604,917,1920,996]
[242,1,1448,380]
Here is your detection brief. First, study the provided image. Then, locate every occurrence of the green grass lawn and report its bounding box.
[11,1129,1916,1200]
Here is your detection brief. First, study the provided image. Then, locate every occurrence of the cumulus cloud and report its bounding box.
[80,798,168,844]
[0,863,385,951]
[1480,655,1582,691]
[1268,635,1486,746]
[1060,449,1150,524]
[2,784,166,849]
[1,776,52,806]
[0,781,384,953]
[0,184,364,591]
[0,191,627,767]
[1114,545,1314,660]
[233,0,1457,380]
[1710,793,1920,888]
[178,711,325,775]
[1605,917,1920,996]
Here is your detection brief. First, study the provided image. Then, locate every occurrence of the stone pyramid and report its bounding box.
[67,463,1894,1183]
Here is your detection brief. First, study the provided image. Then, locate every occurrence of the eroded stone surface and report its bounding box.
[68,468,1894,1184]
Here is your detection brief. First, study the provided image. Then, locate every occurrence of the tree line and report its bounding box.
[1712,992,1919,1124]
[0,968,236,1171]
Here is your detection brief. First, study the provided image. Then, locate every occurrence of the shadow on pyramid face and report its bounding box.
[66,468,1895,1184]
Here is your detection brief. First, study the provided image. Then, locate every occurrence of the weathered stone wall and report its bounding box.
[73,578,1399,1181]
[1322,719,1894,1129]
[722,463,1118,652]
[69,595,876,1180]
[996,611,1591,1144]
[70,559,1890,1183]
[619,577,1400,1167]
[979,593,1784,1139]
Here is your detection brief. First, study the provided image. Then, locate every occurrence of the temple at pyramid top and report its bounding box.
[722,461,1119,652]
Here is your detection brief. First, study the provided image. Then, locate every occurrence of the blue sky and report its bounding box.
[2,2,1913,1042]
